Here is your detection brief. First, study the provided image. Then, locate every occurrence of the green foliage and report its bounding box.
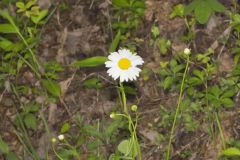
[158,38,171,55]
[83,77,103,89]
[221,148,240,157]
[16,102,40,130]
[24,113,38,130]
[6,152,19,160]
[0,24,18,33]
[207,85,235,109]
[61,123,71,134]
[151,26,160,39]
[184,0,225,24]
[117,139,137,157]
[170,4,185,19]
[112,0,145,33]
[71,56,107,68]
[158,59,185,90]
[124,85,137,95]
[44,61,63,80]
[231,13,240,32]
[16,0,43,19]
[0,136,9,154]
[41,79,61,97]
[109,30,122,52]
[150,25,171,55]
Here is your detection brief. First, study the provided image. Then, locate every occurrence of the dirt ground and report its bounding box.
[1,0,240,159]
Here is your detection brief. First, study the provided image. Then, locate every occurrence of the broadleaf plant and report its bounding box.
[184,0,225,24]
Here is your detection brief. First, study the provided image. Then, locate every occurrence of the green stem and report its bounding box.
[166,56,190,160]
[131,115,142,160]
[214,112,226,149]
[52,144,64,160]
[120,82,129,114]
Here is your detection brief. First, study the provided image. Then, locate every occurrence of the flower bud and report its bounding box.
[110,113,116,119]
[184,48,191,55]
[131,105,138,111]
[51,138,56,143]
[58,134,65,141]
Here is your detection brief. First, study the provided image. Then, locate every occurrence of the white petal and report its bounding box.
[107,68,119,80]
[131,56,144,66]
[118,48,132,58]
[108,52,121,62]
[105,61,116,68]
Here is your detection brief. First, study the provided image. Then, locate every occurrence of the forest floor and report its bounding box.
[1,0,240,160]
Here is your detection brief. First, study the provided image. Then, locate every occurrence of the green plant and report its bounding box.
[16,101,40,130]
[150,25,171,55]
[184,0,225,24]
[158,58,185,90]
[112,0,145,33]
[207,85,236,109]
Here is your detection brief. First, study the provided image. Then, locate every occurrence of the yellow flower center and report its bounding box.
[118,58,131,70]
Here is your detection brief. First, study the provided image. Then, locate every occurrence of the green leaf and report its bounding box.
[25,102,40,113]
[0,24,17,33]
[16,2,25,9]
[83,77,102,89]
[31,10,48,24]
[209,85,221,97]
[26,0,37,9]
[170,4,184,18]
[194,0,212,24]
[162,76,174,90]
[151,25,160,38]
[193,69,204,81]
[112,0,130,8]
[222,147,240,157]
[184,0,199,15]
[84,125,102,138]
[0,136,9,154]
[0,10,20,34]
[172,64,185,74]
[221,98,234,108]
[124,85,137,95]
[6,152,19,160]
[158,38,171,55]
[117,139,137,157]
[221,89,236,98]
[24,113,37,130]
[132,1,145,9]
[87,140,102,150]
[105,118,124,137]
[109,30,121,52]
[0,39,13,51]
[188,77,202,85]
[208,0,225,12]
[41,79,61,97]
[61,123,70,133]
[71,56,107,68]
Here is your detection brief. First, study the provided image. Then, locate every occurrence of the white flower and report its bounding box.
[105,49,144,82]
[58,134,64,141]
[184,48,191,55]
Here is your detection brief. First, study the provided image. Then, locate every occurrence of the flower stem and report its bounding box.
[166,56,190,160]
[120,82,129,114]
[118,83,142,159]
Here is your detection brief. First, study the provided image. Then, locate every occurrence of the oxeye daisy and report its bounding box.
[105,49,144,82]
